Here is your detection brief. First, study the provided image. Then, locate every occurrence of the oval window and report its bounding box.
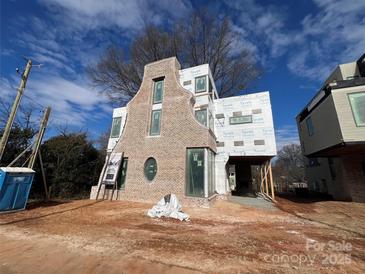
[144,157,157,181]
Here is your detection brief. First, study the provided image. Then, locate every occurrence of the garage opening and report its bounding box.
[227,156,275,200]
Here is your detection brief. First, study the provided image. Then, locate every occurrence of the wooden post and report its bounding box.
[38,149,49,200]
[28,107,51,169]
[269,161,275,201]
[260,165,263,193]
[0,60,32,163]
[264,161,269,195]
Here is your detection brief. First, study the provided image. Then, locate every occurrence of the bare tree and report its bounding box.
[0,100,38,130]
[0,101,11,128]
[0,101,37,166]
[274,144,305,183]
[88,12,260,104]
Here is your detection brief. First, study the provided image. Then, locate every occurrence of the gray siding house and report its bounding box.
[296,54,365,202]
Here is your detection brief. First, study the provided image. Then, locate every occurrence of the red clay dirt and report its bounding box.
[0,197,364,273]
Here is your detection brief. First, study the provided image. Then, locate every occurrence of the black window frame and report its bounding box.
[195,75,207,93]
[110,116,122,138]
[348,91,365,127]
[306,116,314,136]
[153,79,164,104]
[150,109,162,136]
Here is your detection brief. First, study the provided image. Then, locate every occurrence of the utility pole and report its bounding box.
[28,107,51,169]
[0,59,32,163]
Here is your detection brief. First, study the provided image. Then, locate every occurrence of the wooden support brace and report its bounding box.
[268,160,275,201]
[38,149,49,201]
[264,161,269,195]
[260,165,263,193]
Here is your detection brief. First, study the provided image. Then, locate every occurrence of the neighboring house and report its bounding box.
[90,57,276,205]
[296,54,365,202]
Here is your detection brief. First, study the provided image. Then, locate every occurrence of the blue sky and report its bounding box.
[1,0,364,148]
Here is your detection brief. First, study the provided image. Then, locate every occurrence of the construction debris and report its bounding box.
[147,194,189,221]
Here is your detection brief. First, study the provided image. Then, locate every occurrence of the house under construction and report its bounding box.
[90,57,277,205]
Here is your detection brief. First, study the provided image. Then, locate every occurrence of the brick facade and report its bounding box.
[307,155,365,202]
[109,57,216,204]
[336,156,365,202]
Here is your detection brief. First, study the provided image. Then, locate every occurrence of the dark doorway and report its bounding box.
[230,160,252,195]
[228,156,272,197]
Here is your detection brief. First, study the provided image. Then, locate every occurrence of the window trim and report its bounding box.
[195,108,208,126]
[185,148,205,197]
[149,110,162,136]
[185,147,215,198]
[229,115,252,125]
[118,157,128,190]
[306,116,314,136]
[153,79,164,104]
[110,116,122,138]
[195,75,207,93]
[348,91,365,127]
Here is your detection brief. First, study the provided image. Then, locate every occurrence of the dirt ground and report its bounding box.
[0,196,364,274]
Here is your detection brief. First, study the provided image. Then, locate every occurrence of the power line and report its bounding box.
[22,93,46,109]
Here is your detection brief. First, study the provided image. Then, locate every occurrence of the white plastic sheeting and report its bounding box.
[147,194,190,221]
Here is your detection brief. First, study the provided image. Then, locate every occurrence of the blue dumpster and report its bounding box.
[0,167,35,212]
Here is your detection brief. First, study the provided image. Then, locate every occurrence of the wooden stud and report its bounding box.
[269,161,275,201]
[264,161,269,195]
[260,165,263,193]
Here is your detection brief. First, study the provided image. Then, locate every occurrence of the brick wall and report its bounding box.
[112,57,216,204]
[339,155,365,202]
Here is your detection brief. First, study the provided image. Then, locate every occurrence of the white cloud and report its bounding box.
[287,0,365,81]
[0,77,16,100]
[221,0,309,77]
[1,0,192,135]
[287,48,335,81]
[25,74,111,126]
[225,0,365,81]
[38,0,192,34]
[275,125,300,150]
[1,72,111,128]
[38,0,144,32]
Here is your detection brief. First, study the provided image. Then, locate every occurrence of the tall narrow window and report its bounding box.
[208,149,215,196]
[306,116,314,136]
[195,109,207,126]
[118,158,128,189]
[110,117,122,138]
[186,148,205,197]
[150,110,161,136]
[195,76,206,93]
[348,92,365,126]
[153,80,164,104]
